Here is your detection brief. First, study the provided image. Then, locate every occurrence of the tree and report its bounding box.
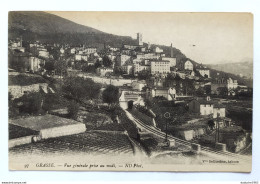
[18,92,44,115]
[102,55,112,67]
[44,60,55,72]
[54,60,67,76]
[218,87,228,96]
[183,78,195,96]
[102,85,119,105]
[9,92,19,118]
[94,60,102,69]
[114,67,123,76]
[196,87,205,96]
[204,85,211,95]
[137,70,151,80]
[62,77,101,102]
[144,98,153,108]
[208,120,215,130]
[48,47,60,60]
[165,73,176,87]
[82,65,96,73]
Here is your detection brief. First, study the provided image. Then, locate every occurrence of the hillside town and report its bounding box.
[8,31,252,165]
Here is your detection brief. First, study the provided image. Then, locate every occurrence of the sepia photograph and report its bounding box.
[8,11,253,172]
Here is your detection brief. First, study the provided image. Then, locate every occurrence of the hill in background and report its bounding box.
[207,61,253,80]
[8,11,253,87]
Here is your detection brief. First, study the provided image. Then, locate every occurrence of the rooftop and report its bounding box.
[9,114,82,131]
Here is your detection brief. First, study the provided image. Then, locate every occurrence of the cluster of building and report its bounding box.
[9,39,51,73]
[8,38,102,74]
[94,33,212,80]
[9,33,248,98]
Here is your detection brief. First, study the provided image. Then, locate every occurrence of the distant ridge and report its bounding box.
[8,11,136,48]
[8,11,252,87]
[207,61,253,80]
[9,11,102,34]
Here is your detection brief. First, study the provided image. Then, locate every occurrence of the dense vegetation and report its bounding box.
[9,74,47,86]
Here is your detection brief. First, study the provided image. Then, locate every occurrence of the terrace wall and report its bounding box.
[9,83,48,99]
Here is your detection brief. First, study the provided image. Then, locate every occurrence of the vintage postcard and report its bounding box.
[8,11,253,172]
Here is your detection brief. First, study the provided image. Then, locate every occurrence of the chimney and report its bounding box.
[170,43,173,58]
[206,96,211,101]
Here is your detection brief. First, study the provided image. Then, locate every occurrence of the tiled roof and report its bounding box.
[213,103,226,108]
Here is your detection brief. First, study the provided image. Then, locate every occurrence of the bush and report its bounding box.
[18,92,44,115]
[9,74,47,86]
[9,92,19,118]
[62,76,101,101]
[102,85,119,105]
[67,101,79,120]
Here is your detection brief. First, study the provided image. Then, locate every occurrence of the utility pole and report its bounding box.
[215,113,220,143]
[217,113,220,142]
[164,112,171,145]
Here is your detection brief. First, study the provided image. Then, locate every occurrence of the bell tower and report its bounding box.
[137,33,143,46]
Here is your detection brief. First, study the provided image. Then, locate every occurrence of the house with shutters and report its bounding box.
[188,96,214,115]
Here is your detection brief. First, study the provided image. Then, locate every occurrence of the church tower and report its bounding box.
[137,33,143,46]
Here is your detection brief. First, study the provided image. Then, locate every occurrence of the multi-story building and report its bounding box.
[196,65,210,78]
[146,87,177,101]
[188,96,214,115]
[75,54,82,61]
[226,78,238,89]
[211,77,238,95]
[151,60,170,74]
[70,48,76,54]
[154,47,163,53]
[161,57,176,67]
[123,45,138,50]
[81,55,88,61]
[38,50,49,58]
[131,80,146,91]
[122,64,133,75]
[96,67,113,77]
[115,54,131,67]
[133,63,150,75]
[60,48,65,54]
[29,57,45,73]
[184,60,193,71]
[83,47,97,54]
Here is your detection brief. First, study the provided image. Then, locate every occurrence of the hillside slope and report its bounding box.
[207,61,253,79]
[9,11,102,34]
[8,11,252,87]
[8,11,136,48]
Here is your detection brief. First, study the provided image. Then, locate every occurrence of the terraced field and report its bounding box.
[9,131,134,156]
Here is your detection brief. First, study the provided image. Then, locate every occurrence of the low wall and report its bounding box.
[215,142,227,152]
[83,75,133,86]
[9,123,87,148]
[178,128,206,141]
[191,143,201,152]
[9,135,33,148]
[39,124,86,139]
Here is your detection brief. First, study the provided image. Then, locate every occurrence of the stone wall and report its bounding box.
[178,127,206,141]
[9,83,48,99]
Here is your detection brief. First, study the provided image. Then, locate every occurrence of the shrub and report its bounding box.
[18,92,44,115]
[67,101,79,120]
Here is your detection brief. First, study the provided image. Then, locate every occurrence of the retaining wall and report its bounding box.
[9,135,33,148]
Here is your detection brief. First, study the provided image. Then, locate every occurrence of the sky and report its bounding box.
[48,11,253,64]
